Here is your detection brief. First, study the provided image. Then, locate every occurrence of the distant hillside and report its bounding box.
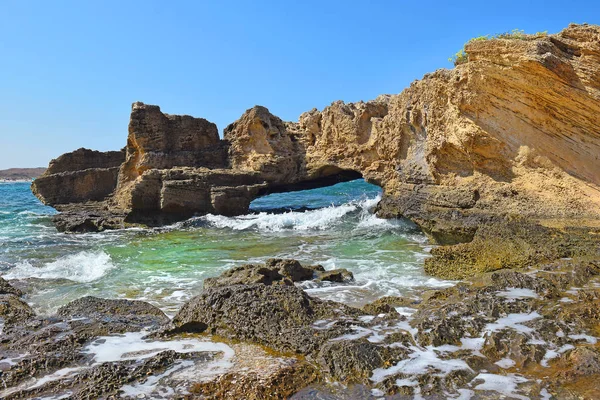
[0,168,46,181]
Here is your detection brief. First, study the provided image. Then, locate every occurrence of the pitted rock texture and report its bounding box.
[170,284,363,355]
[32,24,600,238]
[202,258,353,289]
[31,148,125,205]
[57,296,170,330]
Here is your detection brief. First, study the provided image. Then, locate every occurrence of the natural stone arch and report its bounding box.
[32,24,600,236]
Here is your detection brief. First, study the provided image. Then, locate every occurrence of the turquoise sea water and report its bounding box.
[0,180,452,316]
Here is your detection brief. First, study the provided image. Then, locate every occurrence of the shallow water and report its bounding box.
[0,180,452,316]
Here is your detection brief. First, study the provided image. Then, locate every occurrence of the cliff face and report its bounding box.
[32,24,600,238]
[32,148,125,205]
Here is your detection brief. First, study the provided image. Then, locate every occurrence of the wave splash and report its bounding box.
[190,195,404,232]
[5,251,115,283]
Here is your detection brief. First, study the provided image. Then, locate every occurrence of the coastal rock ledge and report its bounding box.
[33,24,600,243]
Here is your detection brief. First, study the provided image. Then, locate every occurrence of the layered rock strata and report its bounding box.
[32,24,600,242]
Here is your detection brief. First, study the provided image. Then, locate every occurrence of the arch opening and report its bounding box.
[250,176,382,214]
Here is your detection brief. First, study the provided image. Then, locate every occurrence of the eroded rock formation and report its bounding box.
[32,24,600,242]
[32,148,125,205]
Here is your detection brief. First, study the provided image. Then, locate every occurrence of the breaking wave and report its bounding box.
[192,195,404,232]
[4,251,116,283]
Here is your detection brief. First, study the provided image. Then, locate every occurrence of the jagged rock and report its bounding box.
[57,296,169,330]
[203,259,324,289]
[171,284,362,354]
[0,276,23,296]
[316,339,405,384]
[265,258,324,281]
[191,356,319,400]
[361,296,409,316]
[0,294,34,325]
[203,264,292,289]
[315,268,354,283]
[45,148,125,175]
[51,204,128,232]
[115,102,228,210]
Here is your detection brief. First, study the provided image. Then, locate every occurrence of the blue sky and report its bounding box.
[0,0,598,169]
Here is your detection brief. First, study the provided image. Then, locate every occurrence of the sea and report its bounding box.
[0,180,453,317]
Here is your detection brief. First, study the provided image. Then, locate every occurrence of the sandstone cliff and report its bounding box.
[32,148,125,205]
[33,24,600,241]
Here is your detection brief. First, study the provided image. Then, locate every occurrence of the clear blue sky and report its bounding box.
[0,0,597,169]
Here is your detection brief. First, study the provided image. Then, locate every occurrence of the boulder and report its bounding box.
[31,148,125,206]
[57,296,169,330]
[0,276,23,296]
[315,269,354,283]
[171,284,362,354]
[0,294,35,325]
[203,259,328,289]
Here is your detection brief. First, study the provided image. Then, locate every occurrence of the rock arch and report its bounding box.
[32,24,600,238]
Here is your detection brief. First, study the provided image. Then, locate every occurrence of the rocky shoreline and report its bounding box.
[2,251,600,399]
[4,22,599,399]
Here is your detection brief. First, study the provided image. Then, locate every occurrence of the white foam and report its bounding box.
[496,288,539,299]
[119,360,194,398]
[202,203,358,231]
[83,331,234,364]
[568,334,597,344]
[559,297,574,303]
[483,312,541,335]
[495,358,516,369]
[331,326,374,341]
[541,344,574,367]
[472,373,529,399]
[371,345,471,383]
[540,388,552,400]
[28,367,83,390]
[4,251,115,283]
[198,195,399,233]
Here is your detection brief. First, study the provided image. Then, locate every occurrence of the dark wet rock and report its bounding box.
[203,259,337,289]
[361,296,417,316]
[266,258,324,281]
[317,339,406,384]
[489,270,560,298]
[171,284,362,354]
[558,347,600,378]
[192,358,319,400]
[536,259,600,290]
[0,294,34,325]
[2,349,215,400]
[57,296,170,330]
[51,205,128,232]
[0,276,23,296]
[412,282,539,346]
[291,384,386,400]
[315,268,354,283]
[481,330,546,368]
[203,263,292,289]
